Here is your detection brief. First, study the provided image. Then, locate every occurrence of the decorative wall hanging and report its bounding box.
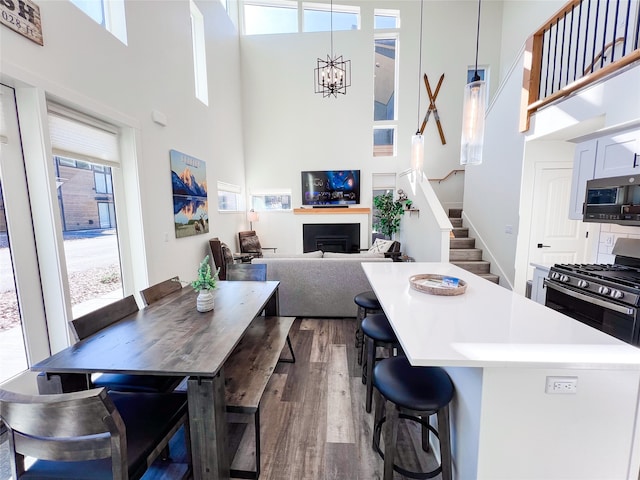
[0,0,43,45]
[419,73,446,145]
[170,149,209,238]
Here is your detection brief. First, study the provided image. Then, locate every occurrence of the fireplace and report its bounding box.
[303,223,360,253]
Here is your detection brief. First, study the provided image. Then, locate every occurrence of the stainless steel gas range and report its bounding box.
[544,238,640,347]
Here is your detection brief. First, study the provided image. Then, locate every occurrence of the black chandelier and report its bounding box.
[314,0,351,97]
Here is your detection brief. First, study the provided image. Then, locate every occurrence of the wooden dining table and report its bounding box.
[32,280,280,480]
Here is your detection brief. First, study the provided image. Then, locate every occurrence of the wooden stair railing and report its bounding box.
[520,0,640,132]
[427,169,465,184]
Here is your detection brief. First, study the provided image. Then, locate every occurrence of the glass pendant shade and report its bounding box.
[411,133,424,178]
[460,79,486,165]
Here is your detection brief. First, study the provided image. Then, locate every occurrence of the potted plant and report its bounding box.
[192,255,219,312]
[373,192,406,239]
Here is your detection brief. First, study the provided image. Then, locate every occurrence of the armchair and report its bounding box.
[238,230,276,258]
[209,237,234,280]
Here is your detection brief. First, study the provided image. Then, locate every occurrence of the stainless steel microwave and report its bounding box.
[584,175,640,225]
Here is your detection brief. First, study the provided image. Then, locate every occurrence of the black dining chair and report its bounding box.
[140,276,182,306]
[226,264,295,364]
[0,387,190,480]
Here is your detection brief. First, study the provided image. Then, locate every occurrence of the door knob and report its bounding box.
[537,243,551,248]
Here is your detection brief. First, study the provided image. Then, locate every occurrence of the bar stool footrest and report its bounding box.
[373,413,442,480]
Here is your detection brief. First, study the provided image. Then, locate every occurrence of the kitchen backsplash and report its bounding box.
[596,224,640,263]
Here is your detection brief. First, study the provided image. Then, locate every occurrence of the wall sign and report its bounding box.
[1,0,43,46]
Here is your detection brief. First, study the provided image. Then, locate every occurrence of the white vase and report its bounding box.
[196,289,215,312]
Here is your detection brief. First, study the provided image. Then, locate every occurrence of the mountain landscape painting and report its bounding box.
[170,149,209,238]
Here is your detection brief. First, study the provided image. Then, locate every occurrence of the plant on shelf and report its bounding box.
[373,192,406,239]
[190,255,219,312]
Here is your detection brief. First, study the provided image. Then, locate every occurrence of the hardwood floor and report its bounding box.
[231,317,441,480]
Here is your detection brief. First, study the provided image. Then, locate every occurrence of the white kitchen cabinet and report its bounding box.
[593,129,640,179]
[569,139,597,219]
[530,264,550,305]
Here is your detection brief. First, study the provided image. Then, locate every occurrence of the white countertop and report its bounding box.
[362,262,640,370]
[530,262,552,272]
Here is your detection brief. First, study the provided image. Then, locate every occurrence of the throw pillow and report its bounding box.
[368,238,394,253]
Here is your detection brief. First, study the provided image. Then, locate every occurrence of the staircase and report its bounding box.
[448,209,500,284]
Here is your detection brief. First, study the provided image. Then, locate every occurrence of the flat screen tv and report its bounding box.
[301,170,360,206]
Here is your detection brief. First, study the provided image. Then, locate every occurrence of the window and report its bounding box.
[373,127,396,157]
[218,181,243,212]
[70,0,127,44]
[190,0,209,105]
[467,66,489,108]
[242,1,360,35]
[372,173,396,243]
[71,0,105,25]
[243,1,298,35]
[374,9,399,29]
[374,37,397,121]
[467,66,487,84]
[251,191,292,211]
[48,103,123,319]
[303,3,360,32]
[0,178,28,382]
[373,34,398,157]
[94,166,113,194]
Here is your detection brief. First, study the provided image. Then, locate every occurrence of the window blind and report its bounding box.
[47,103,120,166]
[217,181,241,193]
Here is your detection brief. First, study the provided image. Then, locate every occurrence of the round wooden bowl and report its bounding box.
[409,274,467,296]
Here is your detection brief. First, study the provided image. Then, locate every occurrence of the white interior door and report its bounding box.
[530,162,589,266]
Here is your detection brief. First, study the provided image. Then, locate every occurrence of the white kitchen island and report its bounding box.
[362,262,640,480]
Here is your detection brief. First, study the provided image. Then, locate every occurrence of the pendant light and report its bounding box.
[314,0,351,97]
[411,0,425,179]
[460,0,486,166]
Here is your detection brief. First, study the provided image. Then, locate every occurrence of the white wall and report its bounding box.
[463,51,525,288]
[239,0,504,252]
[397,171,452,261]
[498,1,566,83]
[0,0,246,287]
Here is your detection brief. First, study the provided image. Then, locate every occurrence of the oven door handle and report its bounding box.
[544,280,636,316]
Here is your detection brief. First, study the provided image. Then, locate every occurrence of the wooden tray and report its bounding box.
[409,274,467,296]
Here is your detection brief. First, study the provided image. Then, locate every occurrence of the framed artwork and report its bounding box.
[170,149,209,238]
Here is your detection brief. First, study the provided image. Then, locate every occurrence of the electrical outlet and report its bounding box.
[545,376,578,394]
[505,225,513,234]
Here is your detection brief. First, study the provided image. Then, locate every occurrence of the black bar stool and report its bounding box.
[372,356,454,480]
[361,313,400,413]
[354,290,382,366]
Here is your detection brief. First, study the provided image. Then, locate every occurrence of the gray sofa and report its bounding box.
[252,254,392,317]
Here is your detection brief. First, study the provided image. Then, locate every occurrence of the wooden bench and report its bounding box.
[223,316,295,479]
